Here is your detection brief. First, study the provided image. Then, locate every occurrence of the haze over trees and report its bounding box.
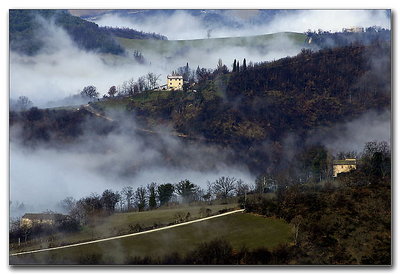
[9,19,391,265]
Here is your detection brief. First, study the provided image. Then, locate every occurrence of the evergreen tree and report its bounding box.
[233,59,237,72]
[158,183,175,206]
[147,182,157,210]
[243,58,247,71]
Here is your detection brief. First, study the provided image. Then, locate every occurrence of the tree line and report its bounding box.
[100,26,167,40]
[9,176,250,245]
[59,176,250,225]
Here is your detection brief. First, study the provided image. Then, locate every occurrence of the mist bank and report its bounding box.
[89,9,391,40]
[9,111,255,217]
[9,10,391,218]
[308,110,391,154]
[10,13,309,108]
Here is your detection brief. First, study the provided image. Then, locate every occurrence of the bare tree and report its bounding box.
[58,197,76,214]
[137,76,147,92]
[127,78,136,95]
[146,72,161,90]
[291,215,303,246]
[211,176,237,200]
[100,189,120,214]
[118,81,129,96]
[235,179,250,197]
[20,224,31,243]
[13,96,33,111]
[121,186,134,211]
[134,186,147,212]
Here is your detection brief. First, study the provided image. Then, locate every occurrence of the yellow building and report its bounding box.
[333,158,357,177]
[167,75,183,90]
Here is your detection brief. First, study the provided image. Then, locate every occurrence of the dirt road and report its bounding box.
[10,209,245,257]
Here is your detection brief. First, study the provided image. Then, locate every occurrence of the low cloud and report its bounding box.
[10,114,255,217]
[9,10,391,217]
[308,110,391,154]
[90,10,390,40]
[10,13,307,107]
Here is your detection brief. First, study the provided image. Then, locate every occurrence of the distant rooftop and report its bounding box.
[333,158,357,165]
[22,213,65,220]
[167,75,183,79]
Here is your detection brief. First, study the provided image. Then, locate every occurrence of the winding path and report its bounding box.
[10,209,245,257]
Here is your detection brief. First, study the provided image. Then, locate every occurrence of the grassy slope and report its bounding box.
[116,32,307,55]
[12,212,292,264]
[10,203,237,254]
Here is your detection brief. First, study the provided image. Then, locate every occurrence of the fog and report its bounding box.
[9,11,299,217]
[9,10,391,217]
[10,13,307,108]
[89,10,390,40]
[10,10,390,107]
[10,113,255,217]
[307,110,391,155]
[9,9,391,102]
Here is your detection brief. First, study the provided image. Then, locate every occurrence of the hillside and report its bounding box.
[10,212,292,264]
[10,41,391,176]
[103,42,390,173]
[117,32,308,56]
[9,10,166,56]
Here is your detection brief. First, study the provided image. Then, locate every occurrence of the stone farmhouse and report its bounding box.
[333,158,357,177]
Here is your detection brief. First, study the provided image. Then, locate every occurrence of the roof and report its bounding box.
[333,159,357,165]
[22,213,65,220]
[167,75,183,79]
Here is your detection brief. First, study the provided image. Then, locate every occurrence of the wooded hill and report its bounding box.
[10,41,391,177]
[9,9,166,55]
[117,42,390,173]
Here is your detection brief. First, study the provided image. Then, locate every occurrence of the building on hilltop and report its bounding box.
[167,75,183,90]
[342,27,364,33]
[20,213,67,228]
[333,158,357,177]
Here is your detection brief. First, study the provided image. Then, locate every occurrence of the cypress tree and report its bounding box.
[233,59,237,72]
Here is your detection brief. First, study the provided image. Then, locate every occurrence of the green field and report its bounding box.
[116,32,307,56]
[10,203,238,254]
[11,212,292,264]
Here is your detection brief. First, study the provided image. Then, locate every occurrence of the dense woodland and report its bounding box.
[305,27,390,49]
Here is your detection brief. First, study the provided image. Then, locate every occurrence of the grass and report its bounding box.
[116,32,307,56]
[11,212,292,264]
[10,203,238,254]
